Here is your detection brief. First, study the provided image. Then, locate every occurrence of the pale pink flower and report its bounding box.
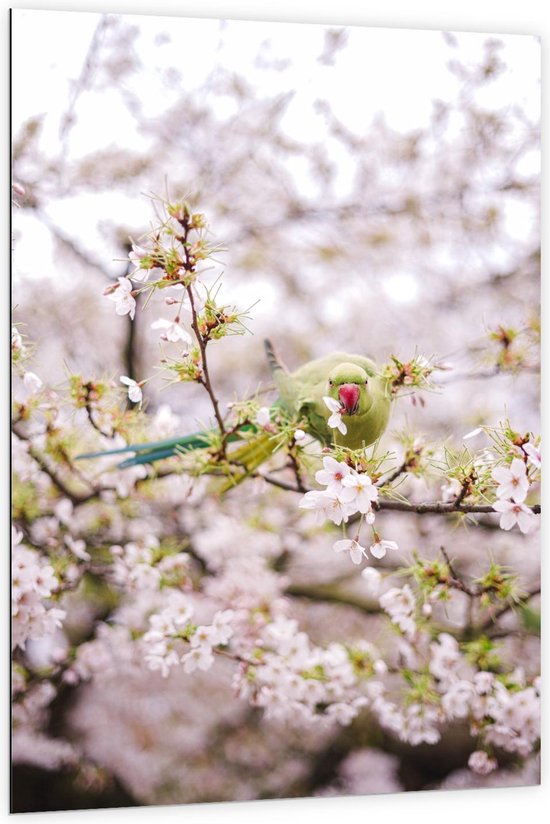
[380,585,415,618]
[361,566,381,594]
[151,318,192,345]
[492,500,537,533]
[106,277,136,320]
[492,457,529,503]
[333,538,367,565]
[182,647,214,673]
[23,371,43,394]
[468,750,498,775]
[256,407,271,427]
[128,242,150,267]
[64,535,91,562]
[323,396,347,436]
[440,478,462,502]
[369,538,399,560]
[341,472,379,514]
[120,376,143,404]
[299,489,353,526]
[190,624,221,649]
[33,564,58,598]
[523,441,541,469]
[12,326,23,354]
[315,456,352,492]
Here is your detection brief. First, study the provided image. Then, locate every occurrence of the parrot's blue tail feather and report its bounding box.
[76,432,212,466]
[75,425,259,470]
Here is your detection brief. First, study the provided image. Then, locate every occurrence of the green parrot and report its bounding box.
[77,341,391,488]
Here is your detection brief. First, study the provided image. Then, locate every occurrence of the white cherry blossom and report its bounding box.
[299,489,354,526]
[333,538,367,565]
[341,471,379,514]
[369,538,399,559]
[492,457,529,502]
[315,456,352,492]
[492,499,537,533]
[468,750,498,775]
[23,371,43,394]
[182,647,215,673]
[151,318,192,345]
[106,277,136,320]
[523,441,541,469]
[323,396,347,436]
[256,407,271,427]
[361,566,382,594]
[120,376,143,404]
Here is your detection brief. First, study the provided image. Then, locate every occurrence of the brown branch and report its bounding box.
[439,546,477,597]
[377,461,409,487]
[287,449,307,493]
[260,472,541,517]
[374,500,541,516]
[186,283,226,436]
[12,426,92,506]
[285,582,381,614]
[259,472,301,492]
[452,479,471,510]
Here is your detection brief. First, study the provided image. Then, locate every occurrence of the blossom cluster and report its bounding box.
[142,593,234,678]
[234,616,373,725]
[12,527,65,651]
[104,200,249,407]
[110,539,191,592]
[299,456,398,565]
[491,453,540,534]
[374,583,541,767]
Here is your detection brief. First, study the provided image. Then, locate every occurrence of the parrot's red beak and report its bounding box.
[338,383,360,415]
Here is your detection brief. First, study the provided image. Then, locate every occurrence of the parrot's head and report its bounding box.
[326,363,373,416]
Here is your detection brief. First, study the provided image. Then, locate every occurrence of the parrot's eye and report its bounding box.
[328,380,333,386]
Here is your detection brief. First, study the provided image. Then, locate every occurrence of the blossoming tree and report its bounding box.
[11,16,540,811]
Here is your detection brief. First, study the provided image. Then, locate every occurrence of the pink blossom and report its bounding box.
[468,750,498,775]
[492,457,529,503]
[106,277,136,320]
[120,376,143,404]
[369,538,399,560]
[315,456,352,492]
[333,538,367,565]
[492,499,537,533]
[323,396,347,436]
[523,441,541,469]
[151,318,192,345]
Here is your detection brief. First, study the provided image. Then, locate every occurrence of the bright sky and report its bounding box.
[13,11,540,143]
[11,10,540,294]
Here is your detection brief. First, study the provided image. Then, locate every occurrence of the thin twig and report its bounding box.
[438,545,476,596]
[452,479,471,510]
[479,585,541,634]
[377,461,409,487]
[12,426,92,505]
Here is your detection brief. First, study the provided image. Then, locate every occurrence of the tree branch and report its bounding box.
[374,499,541,515]
[285,582,381,614]
[260,473,541,517]
[479,585,541,635]
[12,426,92,506]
